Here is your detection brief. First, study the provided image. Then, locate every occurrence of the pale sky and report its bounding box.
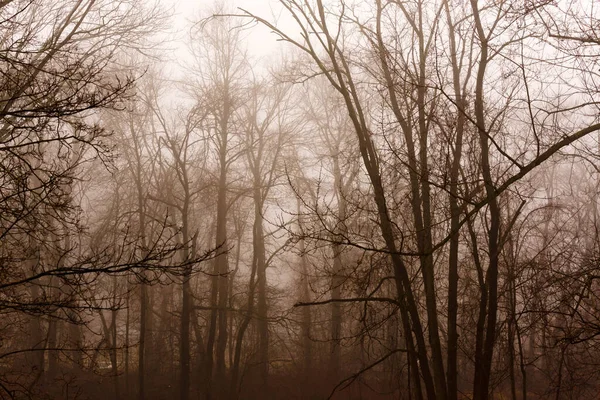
[167,0,285,61]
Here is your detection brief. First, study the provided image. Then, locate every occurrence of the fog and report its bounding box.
[1,1,600,399]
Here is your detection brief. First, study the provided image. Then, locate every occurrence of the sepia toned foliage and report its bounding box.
[3,1,600,400]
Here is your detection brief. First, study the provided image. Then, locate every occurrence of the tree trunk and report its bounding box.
[230,235,258,397]
[47,318,58,378]
[125,283,131,399]
[139,283,148,400]
[180,226,191,400]
[297,199,313,385]
[111,291,120,400]
[212,92,231,399]
[443,2,468,398]
[470,3,501,398]
[179,155,192,400]
[132,118,149,400]
[254,180,269,391]
[330,152,346,382]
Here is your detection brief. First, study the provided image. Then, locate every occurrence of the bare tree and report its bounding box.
[187,10,249,399]
[239,1,600,399]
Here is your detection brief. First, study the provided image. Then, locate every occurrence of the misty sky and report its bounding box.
[169,0,281,59]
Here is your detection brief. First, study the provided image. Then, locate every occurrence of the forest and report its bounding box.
[1,0,600,399]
